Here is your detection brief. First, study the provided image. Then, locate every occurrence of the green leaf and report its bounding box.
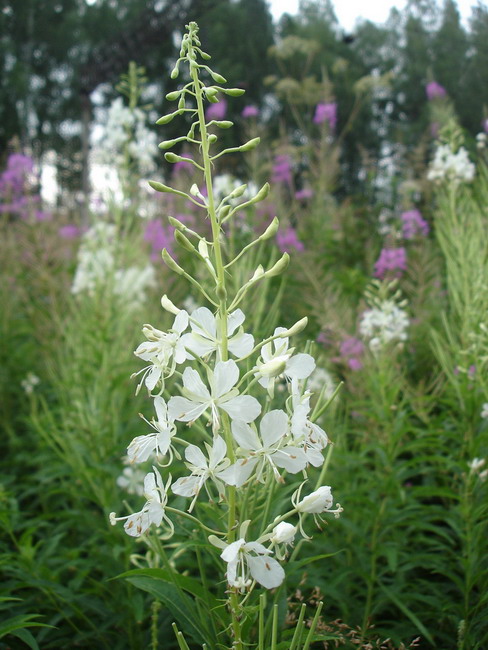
[0,614,53,639]
[378,583,435,645]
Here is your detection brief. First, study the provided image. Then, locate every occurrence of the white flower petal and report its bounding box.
[210,435,228,467]
[181,333,216,358]
[260,409,288,448]
[185,443,208,469]
[214,360,239,397]
[229,332,254,357]
[154,396,169,424]
[221,538,245,562]
[272,446,308,473]
[286,353,316,379]
[231,420,260,450]
[191,307,217,339]
[182,367,211,400]
[172,475,201,497]
[231,457,259,487]
[127,434,157,463]
[247,555,285,589]
[145,365,161,391]
[168,396,208,422]
[221,395,261,423]
[173,310,189,334]
[228,309,245,335]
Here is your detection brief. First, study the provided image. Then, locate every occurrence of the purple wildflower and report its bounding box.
[242,105,259,118]
[144,219,174,261]
[276,227,304,253]
[295,188,314,201]
[483,119,488,134]
[313,102,337,130]
[374,247,407,279]
[426,81,446,100]
[401,209,429,239]
[271,154,292,185]
[59,224,80,239]
[339,337,364,371]
[205,98,228,121]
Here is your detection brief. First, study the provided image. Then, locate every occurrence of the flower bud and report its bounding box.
[259,217,279,241]
[148,180,174,194]
[229,184,247,199]
[156,110,182,125]
[214,120,233,129]
[175,230,196,253]
[222,87,245,97]
[165,152,181,163]
[159,139,180,150]
[239,137,260,152]
[271,522,296,544]
[205,87,219,102]
[208,134,218,144]
[198,239,209,258]
[282,317,308,337]
[258,357,287,378]
[161,294,180,315]
[162,249,184,275]
[296,486,333,513]
[170,65,179,79]
[265,253,289,278]
[165,90,181,101]
[253,182,270,202]
[210,71,227,83]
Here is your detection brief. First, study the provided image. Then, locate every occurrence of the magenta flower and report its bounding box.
[313,102,337,130]
[374,247,407,279]
[242,105,259,118]
[59,224,80,239]
[483,119,488,134]
[205,98,228,121]
[339,337,364,371]
[271,154,292,185]
[144,219,174,261]
[295,188,314,201]
[276,227,304,253]
[426,81,446,100]
[401,209,429,239]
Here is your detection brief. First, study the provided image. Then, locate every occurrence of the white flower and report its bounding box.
[292,483,343,537]
[110,467,173,538]
[271,521,297,545]
[127,396,176,464]
[21,372,40,395]
[427,144,475,185]
[481,403,488,419]
[172,435,231,511]
[468,458,486,473]
[225,410,307,486]
[133,310,190,393]
[180,307,254,359]
[211,525,285,591]
[306,367,335,400]
[116,465,146,496]
[168,360,261,430]
[113,265,156,310]
[255,327,315,395]
[290,382,328,468]
[359,300,409,352]
[296,486,334,513]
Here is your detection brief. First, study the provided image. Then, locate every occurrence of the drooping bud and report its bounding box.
[265,253,290,278]
[148,181,175,194]
[161,294,180,315]
[239,137,260,152]
[164,152,181,163]
[259,217,279,241]
[175,230,196,253]
[281,317,308,337]
[271,522,297,544]
[222,87,245,97]
[213,120,233,129]
[159,138,180,150]
[165,90,181,101]
[296,486,333,513]
[162,249,184,275]
[156,110,182,125]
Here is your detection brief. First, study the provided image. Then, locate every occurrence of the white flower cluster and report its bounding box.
[94,97,158,175]
[427,144,475,185]
[111,302,342,590]
[468,457,487,482]
[72,222,156,309]
[21,372,40,395]
[359,299,409,352]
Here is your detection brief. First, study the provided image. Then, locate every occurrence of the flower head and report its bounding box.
[426,81,446,100]
[205,98,227,121]
[242,105,259,118]
[313,102,337,129]
[374,247,407,279]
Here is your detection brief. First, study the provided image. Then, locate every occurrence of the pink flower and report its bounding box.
[483,119,488,134]
[374,247,407,279]
[426,81,446,100]
[295,188,314,201]
[205,98,228,121]
[401,209,429,239]
[242,105,259,118]
[59,224,80,239]
[313,102,337,129]
[271,155,292,185]
[144,219,174,261]
[276,227,304,253]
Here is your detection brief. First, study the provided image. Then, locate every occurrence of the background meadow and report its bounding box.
[1,1,488,648]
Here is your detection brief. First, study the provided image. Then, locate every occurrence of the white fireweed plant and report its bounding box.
[110,22,342,650]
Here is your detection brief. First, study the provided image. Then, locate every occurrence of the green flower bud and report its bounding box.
[170,65,179,79]
[161,294,180,315]
[213,120,233,129]
[254,182,270,202]
[148,180,174,193]
[205,87,219,102]
[178,95,186,109]
[175,230,196,253]
[156,110,182,125]
[165,90,181,101]
[239,137,260,152]
[200,51,211,60]
[210,71,227,83]
[222,87,245,97]
[229,184,247,199]
[281,317,308,337]
[159,139,180,150]
[162,249,184,275]
[165,152,181,163]
[259,216,279,240]
[265,253,290,278]
[208,134,218,144]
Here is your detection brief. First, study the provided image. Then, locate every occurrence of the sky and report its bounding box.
[268,0,483,31]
